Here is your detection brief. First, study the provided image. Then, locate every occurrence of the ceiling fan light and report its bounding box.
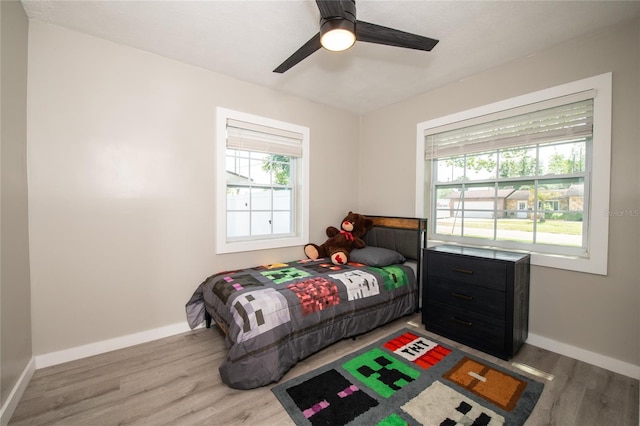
[320,19,356,52]
[321,29,355,51]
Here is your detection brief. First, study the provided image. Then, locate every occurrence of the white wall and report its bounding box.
[1,0,32,414]
[26,22,359,356]
[360,18,640,369]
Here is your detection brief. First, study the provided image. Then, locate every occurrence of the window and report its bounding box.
[430,99,591,257]
[416,73,612,274]
[216,108,309,253]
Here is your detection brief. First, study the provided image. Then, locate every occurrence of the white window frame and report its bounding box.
[416,73,612,275]
[216,107,310,254]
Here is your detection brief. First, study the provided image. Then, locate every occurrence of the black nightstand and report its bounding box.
[422,245,530,360]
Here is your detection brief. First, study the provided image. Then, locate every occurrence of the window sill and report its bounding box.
[426,240,607,275]
[217,235,306,254]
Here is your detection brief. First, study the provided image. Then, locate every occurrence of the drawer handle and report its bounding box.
[451,316,473,327]
[451,267,474,275]
[451,292,473,301]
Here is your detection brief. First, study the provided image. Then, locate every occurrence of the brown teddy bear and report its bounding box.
[304,212,374,265]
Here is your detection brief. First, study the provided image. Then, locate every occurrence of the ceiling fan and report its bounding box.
[273,0,439,73]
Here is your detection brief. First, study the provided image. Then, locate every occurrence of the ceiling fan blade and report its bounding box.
[356,20,439,51]
[315,0,350,19]
[273,33,322,73]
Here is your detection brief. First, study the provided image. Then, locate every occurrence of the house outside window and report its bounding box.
[416,73,612,275]
[216,108,310,254]
[433,138,588,253]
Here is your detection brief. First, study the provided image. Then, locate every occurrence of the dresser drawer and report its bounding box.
[427,251,506,291]
[427,277,506,319]
[424,303,505,357]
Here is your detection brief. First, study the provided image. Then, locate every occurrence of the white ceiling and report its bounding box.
[21,0,640,114]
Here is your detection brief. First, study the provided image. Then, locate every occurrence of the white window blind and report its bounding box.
[425,91,594,159]
[226,118,303,157]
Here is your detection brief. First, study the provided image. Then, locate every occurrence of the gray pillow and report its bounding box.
[350,246,406,266]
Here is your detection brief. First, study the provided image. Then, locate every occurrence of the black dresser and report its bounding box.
[422,245,530,360]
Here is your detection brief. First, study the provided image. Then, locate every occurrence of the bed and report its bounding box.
[185,215,427,389]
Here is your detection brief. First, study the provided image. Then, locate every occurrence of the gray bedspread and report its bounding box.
[185,258,417,389]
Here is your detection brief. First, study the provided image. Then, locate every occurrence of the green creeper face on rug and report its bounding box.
[343,348,420,398]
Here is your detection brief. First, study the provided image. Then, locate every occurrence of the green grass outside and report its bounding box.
[455,218,582,235]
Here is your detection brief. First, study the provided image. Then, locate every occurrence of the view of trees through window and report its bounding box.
[433,139,588,250]
[226,150,293,238]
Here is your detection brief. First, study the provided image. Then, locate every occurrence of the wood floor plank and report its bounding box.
[9,313,639,426]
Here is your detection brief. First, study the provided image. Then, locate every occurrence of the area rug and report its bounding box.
[272,328,544,426]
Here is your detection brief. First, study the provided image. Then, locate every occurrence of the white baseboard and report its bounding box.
[35,321,198,369]
[527,333,640,380]
[0,357,35,426]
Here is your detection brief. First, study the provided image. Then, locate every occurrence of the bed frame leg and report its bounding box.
[205,310,212,329]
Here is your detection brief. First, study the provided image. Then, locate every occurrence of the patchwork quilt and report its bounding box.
[186,258,417,389]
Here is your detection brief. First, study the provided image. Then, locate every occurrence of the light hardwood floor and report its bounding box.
[9,313,639,425]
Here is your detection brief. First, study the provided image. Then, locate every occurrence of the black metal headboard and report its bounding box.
[362,215,428,312]
[362,216,428,261]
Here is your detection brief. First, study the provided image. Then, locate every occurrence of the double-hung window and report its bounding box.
[417,73,612,274]
[216,108,309,253]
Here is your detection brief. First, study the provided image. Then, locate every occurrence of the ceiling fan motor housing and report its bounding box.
[320,0,356,44]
